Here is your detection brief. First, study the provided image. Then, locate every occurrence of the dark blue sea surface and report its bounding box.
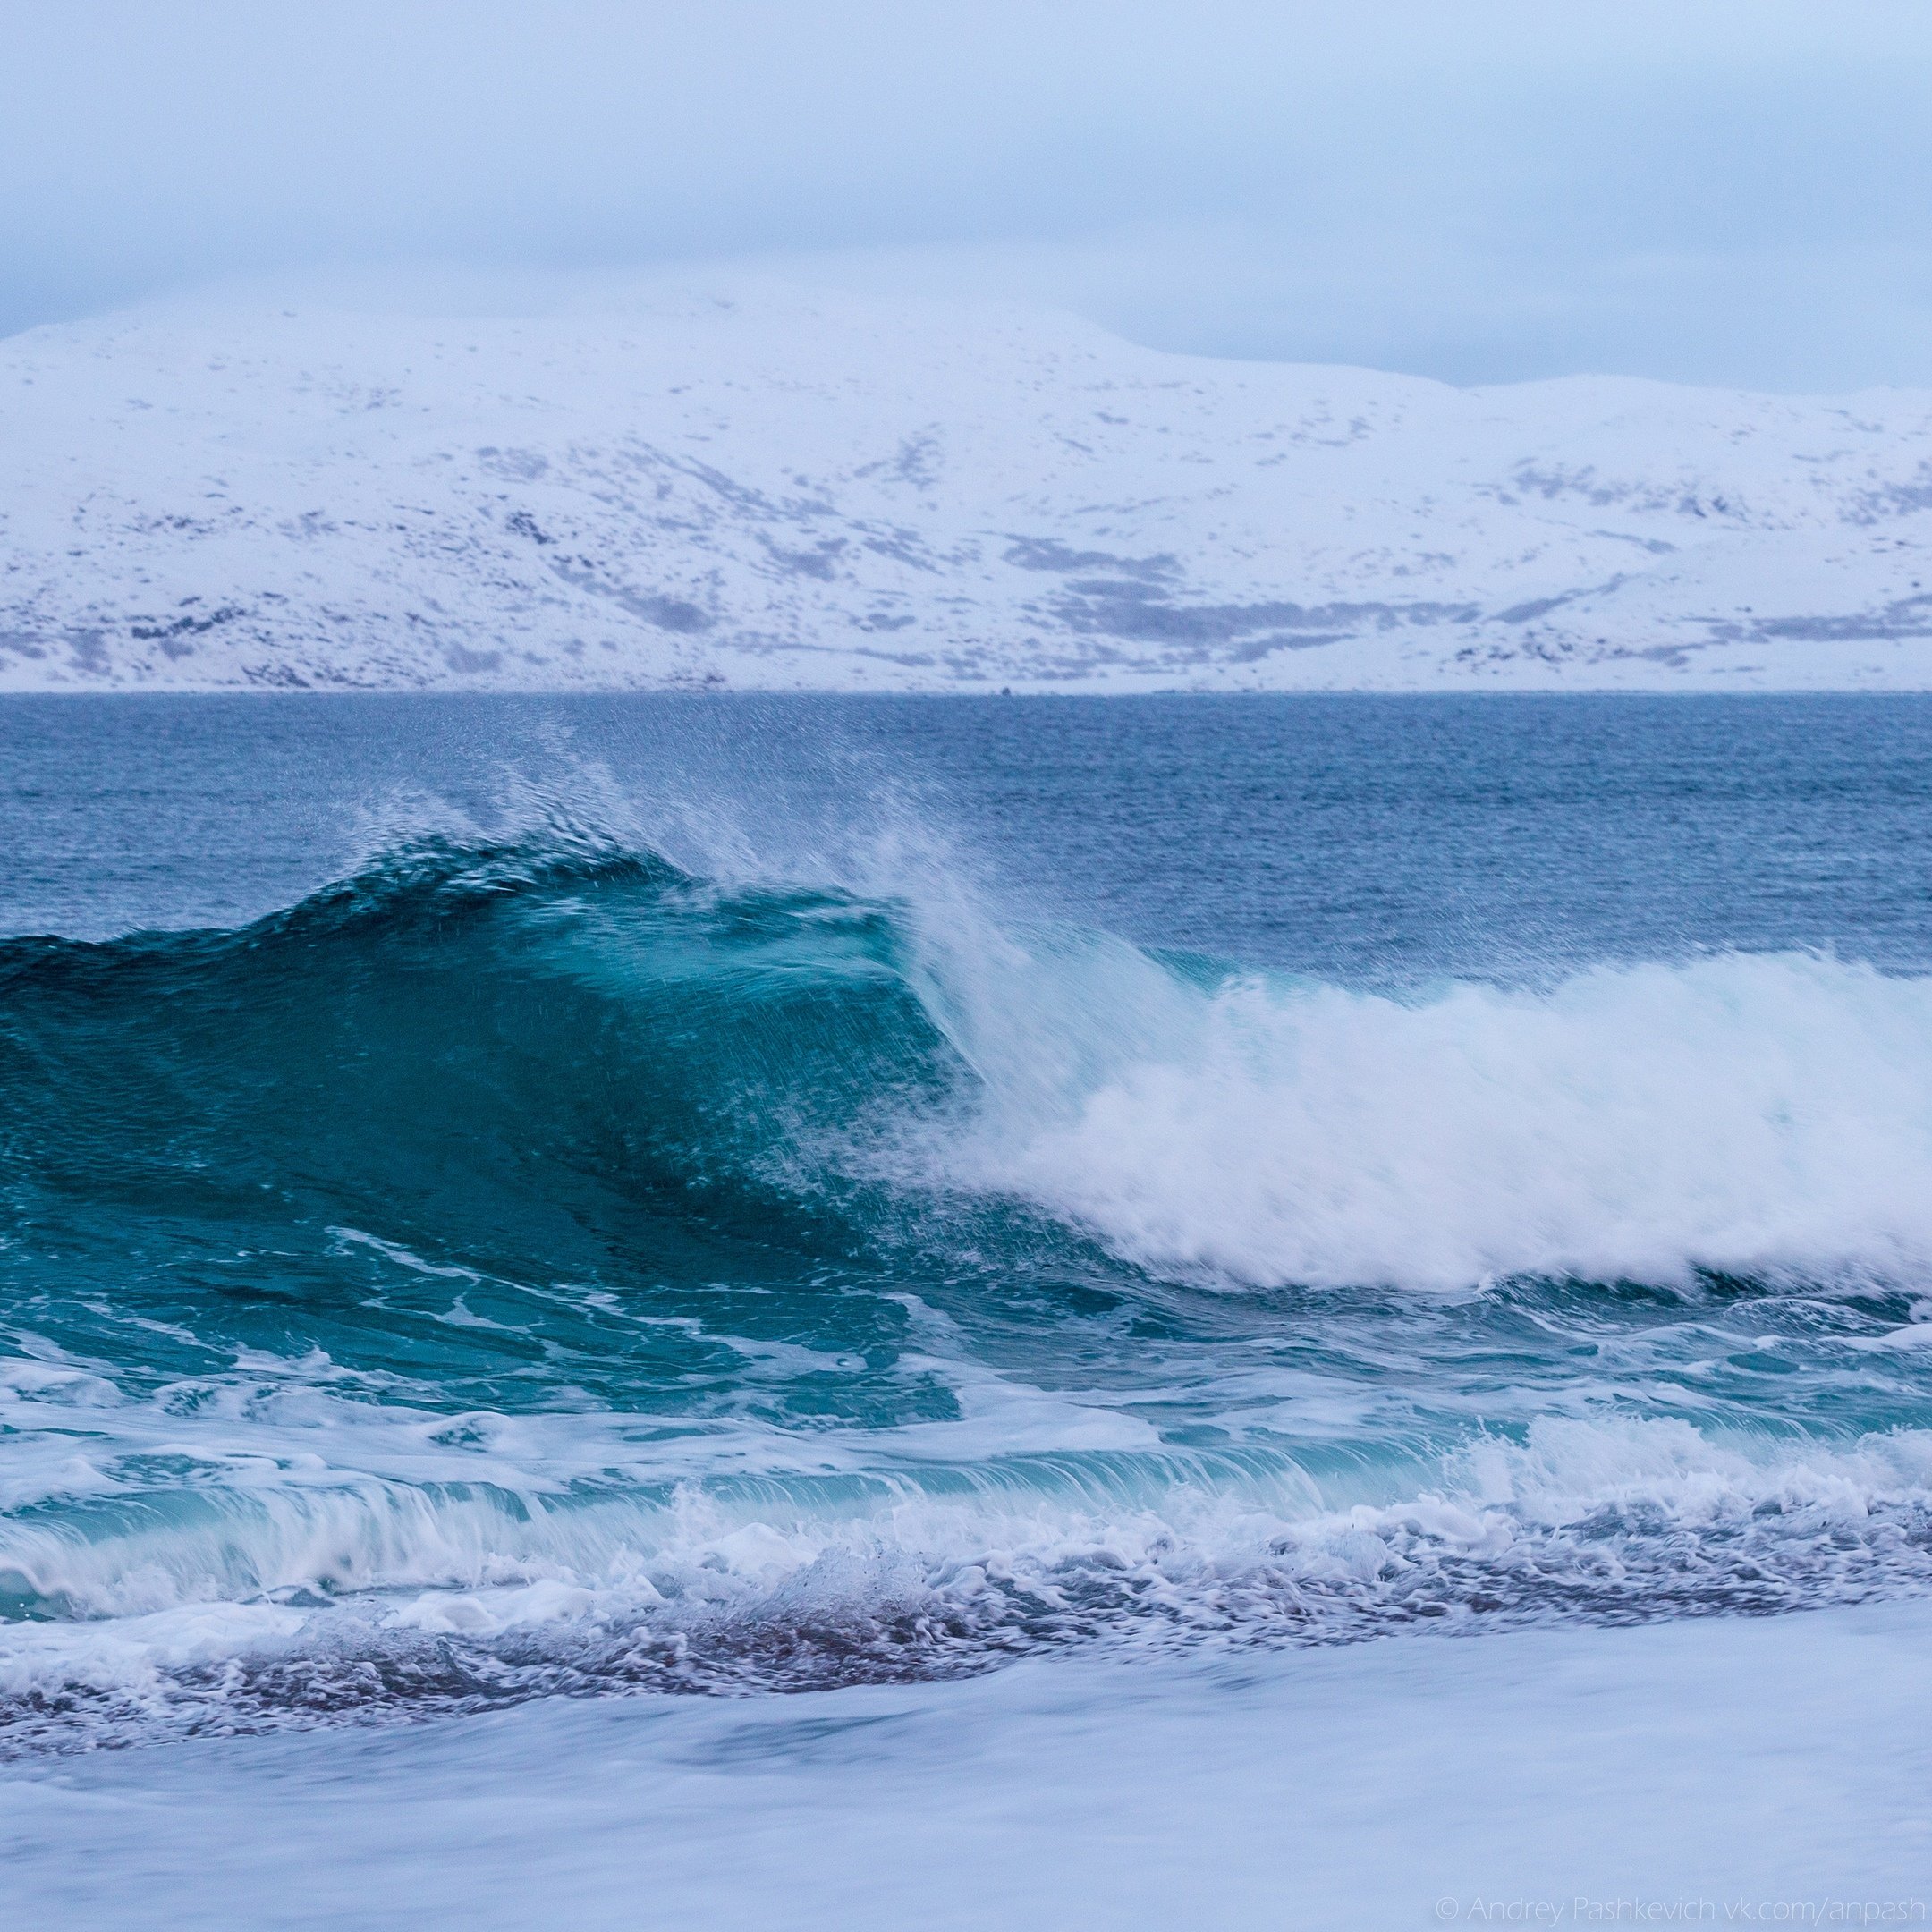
[4,694,1932,1751]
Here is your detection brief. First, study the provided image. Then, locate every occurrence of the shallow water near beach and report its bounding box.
[4,692,1932,1757]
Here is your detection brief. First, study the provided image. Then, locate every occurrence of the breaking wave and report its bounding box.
[7,830,1932,1292]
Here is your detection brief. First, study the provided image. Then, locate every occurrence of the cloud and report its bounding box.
[3,0,1931,386]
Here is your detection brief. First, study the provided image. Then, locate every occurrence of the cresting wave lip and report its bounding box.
[0,832,969,1292]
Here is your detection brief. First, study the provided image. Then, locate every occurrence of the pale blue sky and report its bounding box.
[4,1,1931,388]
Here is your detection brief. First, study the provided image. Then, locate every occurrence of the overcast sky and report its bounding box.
[4,1,1931,389]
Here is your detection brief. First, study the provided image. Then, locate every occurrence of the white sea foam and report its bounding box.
[7,1405,1932,1738]
[934,940,1932,1291]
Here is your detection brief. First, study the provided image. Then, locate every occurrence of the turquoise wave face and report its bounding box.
[1,835,979,1427]
[7,824,1932,1750]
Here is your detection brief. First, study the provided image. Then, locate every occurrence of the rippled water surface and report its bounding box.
[4,693,1932,1751]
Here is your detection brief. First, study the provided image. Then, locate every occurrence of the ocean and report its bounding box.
[5,693,1932,1925]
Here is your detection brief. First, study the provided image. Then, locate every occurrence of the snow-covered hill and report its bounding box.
[4,284,1932,691]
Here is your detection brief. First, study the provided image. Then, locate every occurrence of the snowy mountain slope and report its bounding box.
[4,284,1932,691]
